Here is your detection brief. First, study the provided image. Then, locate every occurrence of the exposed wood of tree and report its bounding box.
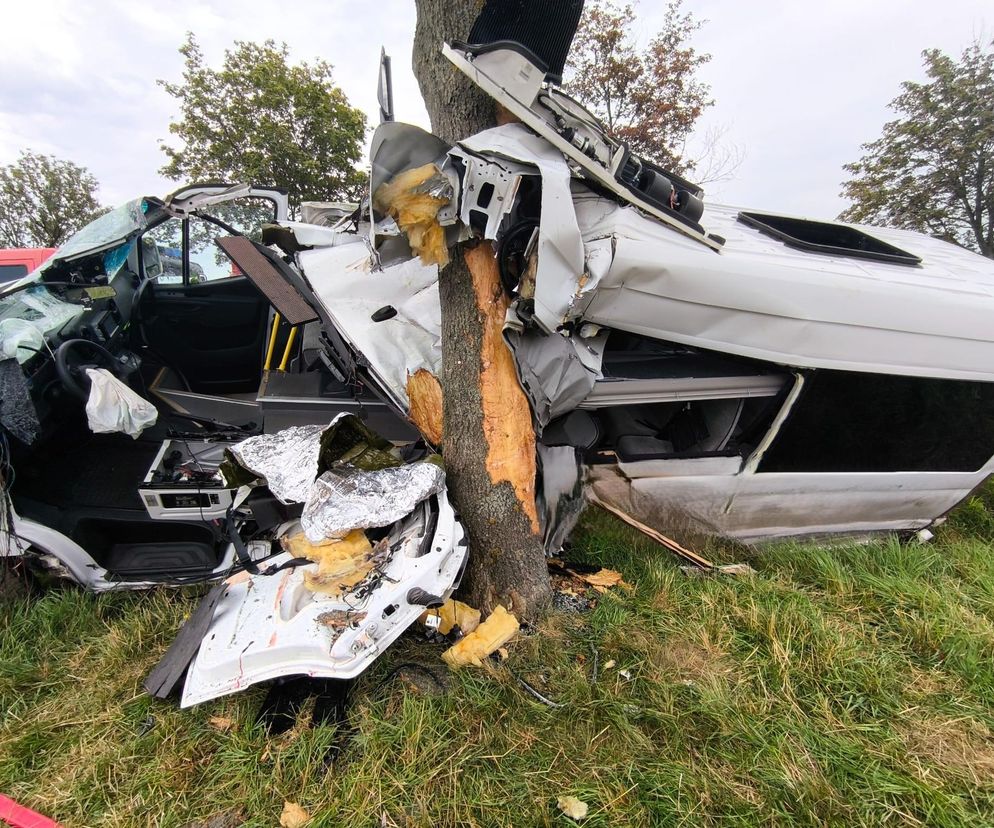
[412,0,552,619]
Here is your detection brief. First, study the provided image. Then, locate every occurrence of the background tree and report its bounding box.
[0,151,104,247]
[565,0,713,174]
[159,35,367,218]
[840,40,994,259]
[413,0,553,619]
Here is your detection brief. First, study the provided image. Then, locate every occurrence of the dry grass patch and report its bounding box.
[900,714,994,787]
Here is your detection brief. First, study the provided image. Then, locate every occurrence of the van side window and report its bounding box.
[758,371,994,473]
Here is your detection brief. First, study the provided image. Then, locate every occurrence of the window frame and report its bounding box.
[738,210,922,266]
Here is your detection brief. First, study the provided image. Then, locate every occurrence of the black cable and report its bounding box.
[373,662,447,694]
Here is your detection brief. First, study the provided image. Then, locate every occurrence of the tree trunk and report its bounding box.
[412,0,552,619]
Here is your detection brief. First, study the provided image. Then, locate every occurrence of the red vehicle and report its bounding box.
[0,247,56,283]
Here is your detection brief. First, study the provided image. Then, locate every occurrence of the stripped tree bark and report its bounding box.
[412,0,552,619]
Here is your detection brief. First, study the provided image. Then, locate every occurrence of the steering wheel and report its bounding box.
[55,338,123,401]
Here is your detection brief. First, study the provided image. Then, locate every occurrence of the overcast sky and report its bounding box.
[1,0,989,219]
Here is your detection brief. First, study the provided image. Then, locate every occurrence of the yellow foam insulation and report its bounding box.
[373,163,451,267]
[441,604,520,668]
[557,796,589,821]
[407,368,444,445]
[282,529,378,596]
[420,598,482,636]
[465,243,540,532]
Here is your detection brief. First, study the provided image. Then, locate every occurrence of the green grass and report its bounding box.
[4,489,994,827]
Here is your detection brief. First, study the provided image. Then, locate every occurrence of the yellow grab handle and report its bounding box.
[263,312,281,372]
[278,325,299,372]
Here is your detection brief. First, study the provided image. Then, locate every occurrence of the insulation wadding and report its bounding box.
[300,462,445,543]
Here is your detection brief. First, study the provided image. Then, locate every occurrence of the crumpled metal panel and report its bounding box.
[301,462,446,542]
[229,423,326,505]
[302,243,442,412]
[504,325,606,430]
[537,444,585,553]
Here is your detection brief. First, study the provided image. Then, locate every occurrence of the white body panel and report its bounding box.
[589,463,992,543]
[2,507,255,591]
[575,194,994,382]
[181,493,465,707]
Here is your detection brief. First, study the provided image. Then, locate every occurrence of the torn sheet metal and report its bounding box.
[276,221,360,249]
[446,150,528,240]
[442,42,721,253]
[298,203,356,227]
[301,462,446,543]
[180,492,465,707]
[537,444,586,553]
[504,324,606,429]
[301,242,442,412]
[370,122,452,203]
[455,124,585,333]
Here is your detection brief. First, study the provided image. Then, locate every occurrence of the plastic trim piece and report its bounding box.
[737,211,922,266]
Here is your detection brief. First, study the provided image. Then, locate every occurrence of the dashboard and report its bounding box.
[0,261,143,436]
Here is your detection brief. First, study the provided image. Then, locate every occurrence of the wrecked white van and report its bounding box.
[3,0,994,703]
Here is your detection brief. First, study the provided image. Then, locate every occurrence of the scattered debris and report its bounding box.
[442,605,520,668]
[588,645,599,685]
[316,610,367,633]
[618,669,633,681]
[548,559,631,605]
[515,672,563,708]
[207,715,235,732]
[603,660,616,670]
[552,587,593,614]
[557,795,589,821]
[279,801,311,828]
[180,808,246,828]
[574,567,632,593]
[419,598,481,636]
[591,496,756,577]
[680,563,758,579]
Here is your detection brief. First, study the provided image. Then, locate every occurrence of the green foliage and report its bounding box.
[159,35,367,217]
[0,151,105,248]
[5,492,994,825]
[565,0,712,174]
[840,40,994,258]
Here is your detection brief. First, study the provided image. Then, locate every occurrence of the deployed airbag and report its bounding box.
[84,368,157,439]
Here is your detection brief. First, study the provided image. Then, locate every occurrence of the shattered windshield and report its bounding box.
[0,199,150,362]
[51,198,148,263]
[0,285,85,363]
